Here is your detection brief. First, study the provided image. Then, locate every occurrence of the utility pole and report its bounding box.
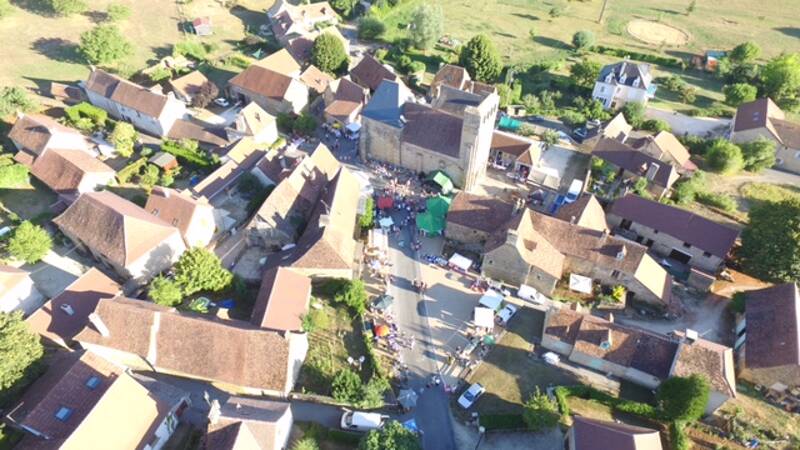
[598,0,610,24]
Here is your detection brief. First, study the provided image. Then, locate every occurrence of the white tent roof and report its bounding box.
[473,307,495,329]
[479,290,504,311]
[569,273,593,294]
[448,253,472,271]
[379,217,394,228]
[346,122,362,133]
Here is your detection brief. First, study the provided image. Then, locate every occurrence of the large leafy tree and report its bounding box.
[358,16,385,41]
[408,4,443,50]
[49,0,87,16]
[8,221,52,264]
[173,248,233,295]
[0,155,29,188]
[0,311,44,390]
[79,24,133,65]
[0,86,39,117]
[109,121,137,158]
[761,53,800,111]
[458,34,502,83]
[572,30,595,50]
[657,375,710,422]
[723,83,758,107]
[740,197,800,282]
[740,137,776,172]
[705,139,744,175]
[729,41,761,65]
[522,387,560,432]
[359,420,421,450]
[621,102,646,128]
[330,0,357,18]
[569,60,601,90]
[311,32,348,74]
[148,275,183,307]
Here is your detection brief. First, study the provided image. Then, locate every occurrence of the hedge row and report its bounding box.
[64,102,108,127]
[554,385,658,420]
[591,45,684,69]
[116,157,147,183]
[161,140,215,168]
[480,414,526,431]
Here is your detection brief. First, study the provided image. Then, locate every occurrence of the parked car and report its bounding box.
[213,97,230,107]
[340,411,388,432]
[496,304,518,325]
[458,383,486,409]
[525,115,545,123]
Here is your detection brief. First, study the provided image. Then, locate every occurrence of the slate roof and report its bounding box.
[597,61,652,90]
[361,79,412,127]
[571,416,663,450]
[401,102,463,158]
[350,54,398,91]
[733,97,781,132]
[744,283,800,369]
[593,137,679,189]
[447,192,514,234]
[85,69,170,118]
[609,194,739,258]
[204,397,291,450]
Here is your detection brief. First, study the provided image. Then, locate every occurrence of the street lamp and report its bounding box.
[474,426,486,450]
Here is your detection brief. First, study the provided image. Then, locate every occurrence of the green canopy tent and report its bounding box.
[426,195,451,218]
[426,170,455,195]
[416,212,445,235]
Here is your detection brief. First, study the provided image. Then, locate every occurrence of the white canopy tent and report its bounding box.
[569,273,593,294]
[473,307,495,329]
[448,253,473,271]
[379,217,394,229]
[478,290,504,311]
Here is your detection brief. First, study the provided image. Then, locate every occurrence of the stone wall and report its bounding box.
[359,118,402,166]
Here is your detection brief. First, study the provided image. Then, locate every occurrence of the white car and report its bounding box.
[213,97,230,107]
[340,411,388,432]
[496,304,518,325]
[458,383,486,409]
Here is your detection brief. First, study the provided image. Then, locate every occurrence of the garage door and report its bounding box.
[668,249,692,264]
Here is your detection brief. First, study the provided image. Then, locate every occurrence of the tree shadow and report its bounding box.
[494,31,516,39]
[10,0,53,16]
[650,7,681,15]
[31,38,82,64]
[228,4,269,33]
[775,27,800,39]
[533,36,569,50]
[83,9,108,23]
[511,13,539,21]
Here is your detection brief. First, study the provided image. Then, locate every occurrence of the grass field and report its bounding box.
[0,0,267,90]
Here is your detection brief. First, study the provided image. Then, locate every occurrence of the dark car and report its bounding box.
[525,115,545,123]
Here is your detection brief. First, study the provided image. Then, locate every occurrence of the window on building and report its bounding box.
[55,406,73,422]
[703,251,712,258]
[85,376,101,390]
[683,242,691,249]
[611,270,621,279]
[151,209,159,215]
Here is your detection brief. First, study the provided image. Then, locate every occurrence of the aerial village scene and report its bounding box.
[0,0,799,449]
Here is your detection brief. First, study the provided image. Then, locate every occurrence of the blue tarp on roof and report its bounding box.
[362,79,412,128]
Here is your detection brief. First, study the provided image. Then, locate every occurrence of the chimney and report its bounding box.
[207,399,221,425]
[616,245,626,260]
[505,229,520,246]
[684,329,699,343]
[319,214,331,228]
[607,312,615,323]
[88,313,110,337]
[570,215,577,225]
[599,329,613,350]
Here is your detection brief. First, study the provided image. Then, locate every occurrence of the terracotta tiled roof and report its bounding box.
[773,118,800,148]
[672,332,737,397]
[252,267,311,332]
[732,97,780,132]
[229,65,296,100]
[29,149,114,194]
[253,49,302,77]
[350,54,397,91]
[331,77,366,104]
[324,100,361,121]
[571,416,663,450]
[544,307,584,345]
[447,192,514,234]
[0,264,31,292]
[491,130,534,158]
[8,114,82,155]
[167,119,229,147]
[145,187,211,241]
[402,103,463,158]
[85,69,169,118]
[25,268,121,347]
[555,195,609,232]
[204,397,291,450]
[609,194,739,258]
[204,422,261,450]
[300,65,334,94]
[53,191,181,268]
[231,102,276,138]
[75,298,294,391]
[744,283,800,369]
[431,64,471,91]
[169,70,213,100]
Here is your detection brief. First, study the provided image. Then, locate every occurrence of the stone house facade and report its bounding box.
[730,97,800,174]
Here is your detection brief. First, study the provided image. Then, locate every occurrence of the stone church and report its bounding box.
[358,68,499,192]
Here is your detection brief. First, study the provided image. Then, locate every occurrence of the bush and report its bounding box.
[293,114,318,136]
[161,139,214,168]
[522,387,560,432]
[672,170,706,204]
[740,137,776,172]
[358,16,385,40]
[705,139,744,175]
[173,248,233,296]
[641,119,671,133]
[559,110,586,128]
[555,385,658,419]
[610,285,626,302]
[331,368,362,403]
[138,164,160,191]
[117,157,147,183]
[173,40,212,62]
[572,31,595,50]
[621,102,646,128]
[109,121,137,158]
[106,2,130,22]
[695,191,737,212]
[657,375,710,422]
[359,376,389,409]
[0,87,38,117]
[670,420,691,450]
[359,420,421,450]
[148,275,183,307]
[358,197,375,230]
[729,292,746,314]
[0,0,14,19]
[292,438,320,450]
[334,280,368,315]
[50,0,87,16]
[679,135,713,156]
[312,32,348,74]
[64,102,107,130]
[0,311,44,391]
[79,24,134,65]
[8,221,52,264]
[480,414,526,431]
[148,66,172,82]
[0,162,29,188]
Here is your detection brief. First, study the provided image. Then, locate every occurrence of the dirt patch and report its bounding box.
[627,19,690,46]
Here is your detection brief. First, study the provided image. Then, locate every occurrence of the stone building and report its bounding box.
[444,191,516,252]
[592,137,680,200]
[730,97,800,174]
[359,78,499,192]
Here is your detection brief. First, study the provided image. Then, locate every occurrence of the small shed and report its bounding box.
[478,290,504,312]
[192,17,213,36]
[448,253,472,272]
[149,152,179,171]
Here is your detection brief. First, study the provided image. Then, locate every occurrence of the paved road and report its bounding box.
[645,107,730,137]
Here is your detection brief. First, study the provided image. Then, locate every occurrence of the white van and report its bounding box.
[340,411,388,432]
[566,179,584,203]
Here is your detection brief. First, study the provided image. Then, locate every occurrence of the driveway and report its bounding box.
[645,107,730,137]
[24,242,91,298]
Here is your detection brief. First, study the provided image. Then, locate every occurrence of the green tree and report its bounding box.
[138,164,160,191]
[330,0,358,17]
[542,129,560,147]
[358,16,386,40]
[408,4,443,50]
[292,438,320,450]
[8,221,51,264]
[106,2,130,21]
[705,139,744,175]
[0,311,44,390]
[672,170,707,204]
[621,102,646,128]
[723,83,758,107]
[729,41,761,65]
[522,387,560,432]
[174,248,233,295]
[657,375,710,422]
[458,34,502,83]
[311,32,348,74]
[0,0,14,19]
[761,53,800,111]
[0,86,39,117]
[334,279,368,315]
[740,137,776,172]
[559,110,586,128]
[359,376,389,408]
[569,59,601,89]
[0,160,29,188]
[572,30,595,51]
[740,197,800,282]
[332,367,362,403]
[109,121,137,158]
[79,24,134,65]
[293,113,318,136]
[678,86,697,104]
[148,275,183,307]
[496,82,522,108]
[49,0,87,16]
[358,197,375,230]
[359,420,421,450]
[641,119,671,133]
